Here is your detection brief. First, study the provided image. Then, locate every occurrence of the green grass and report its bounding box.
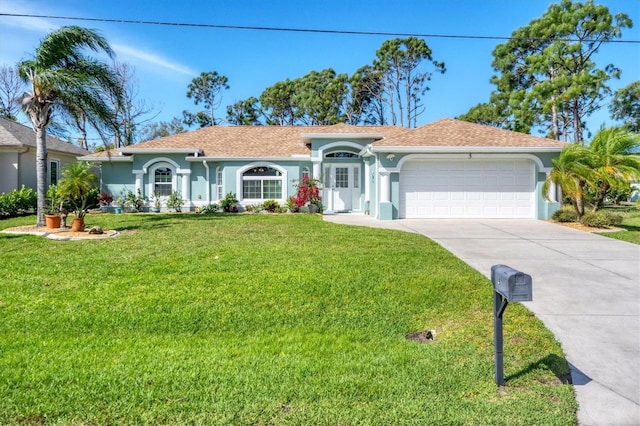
[0,213,576,425]
[601,205,640,245]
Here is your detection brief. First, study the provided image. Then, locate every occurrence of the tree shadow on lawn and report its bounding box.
[107,212,240,232]
[505,353,573,385]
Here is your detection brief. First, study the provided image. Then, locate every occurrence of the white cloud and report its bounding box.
[1,0,59,33]
[112,43,196,77]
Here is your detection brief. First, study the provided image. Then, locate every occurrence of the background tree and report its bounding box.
[17,26,123,226]
[185,71,229,127]
[226,97,261,125]
[294,68,349,125]
[111,62,156,147]
[140,117,186,140]
[0,65,24,120]
[610,81,640,132]
[373,37,445,128]
[259,79,299,125]
[475,0,632,142]
[345,65,386,125]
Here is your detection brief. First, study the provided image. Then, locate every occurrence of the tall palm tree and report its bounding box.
[588,126,640,211]
[18,26,122,226]
[542,143,594,219]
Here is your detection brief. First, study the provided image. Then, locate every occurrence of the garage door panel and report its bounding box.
[400,159,534,219]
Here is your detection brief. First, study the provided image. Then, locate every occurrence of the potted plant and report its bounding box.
[98,192,113,213]
[56,161,98,232]
[44,184,61,229]
[124,189,146,212]
[150,192,162,213]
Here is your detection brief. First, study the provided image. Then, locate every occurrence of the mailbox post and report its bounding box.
[491,264,532,386]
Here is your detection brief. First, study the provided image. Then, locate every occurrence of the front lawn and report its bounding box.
[601,205,640,245]
[0,214,575,425]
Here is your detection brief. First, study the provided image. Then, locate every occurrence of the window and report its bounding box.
[242,167,282,200]
[353,167,360,189]
[217,168,223,201]
[49,160,59,186]
[325,151,358,158]
[154,167,172,196]
[302,167,310,180]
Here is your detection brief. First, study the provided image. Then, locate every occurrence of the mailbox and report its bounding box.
[491,264,532,302]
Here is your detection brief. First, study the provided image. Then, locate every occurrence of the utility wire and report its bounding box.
[2,13,639,43]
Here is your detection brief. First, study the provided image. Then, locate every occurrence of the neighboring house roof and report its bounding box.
[0,117,90,156]
[373,118,566,149]
[83,118,566,160]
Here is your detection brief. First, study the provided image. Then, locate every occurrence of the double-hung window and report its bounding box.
[154,167,173,196]
[242,167,282,200]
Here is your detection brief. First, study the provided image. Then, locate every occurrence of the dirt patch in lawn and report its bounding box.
[549,221,623,233]
[1,225,119,241]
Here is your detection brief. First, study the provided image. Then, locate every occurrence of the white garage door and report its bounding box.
[400,159,535,219]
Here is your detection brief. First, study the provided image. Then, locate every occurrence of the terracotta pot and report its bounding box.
[45,214,61,229]
[71,218,85,232]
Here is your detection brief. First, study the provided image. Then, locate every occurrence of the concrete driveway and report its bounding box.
[324,216,640,426]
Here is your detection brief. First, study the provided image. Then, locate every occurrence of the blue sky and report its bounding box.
[1,0,638,142]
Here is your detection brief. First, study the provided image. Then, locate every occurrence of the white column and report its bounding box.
[135,172,143,197]
[181,172,190,201]
[380,172,390,203]
[364,161,370,201]
[312,161,321,180]
[546,172,557,202]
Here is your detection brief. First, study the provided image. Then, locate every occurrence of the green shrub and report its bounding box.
[220,192,238,213]
[199,203,220,214]
[0,185,37,216]
[262,199,280,213]
[166,191,184,212]
[552,206,578,222]
[581,211,623,228]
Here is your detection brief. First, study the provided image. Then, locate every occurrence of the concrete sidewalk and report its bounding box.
[324,215,640,426]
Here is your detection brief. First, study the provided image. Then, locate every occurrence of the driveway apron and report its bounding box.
[324,216,640,426]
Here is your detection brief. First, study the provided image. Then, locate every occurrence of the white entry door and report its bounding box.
[324,165,360,212]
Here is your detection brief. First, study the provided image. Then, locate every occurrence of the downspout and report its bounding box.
[203,160,210,203]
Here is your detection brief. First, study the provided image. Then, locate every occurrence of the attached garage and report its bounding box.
[399,159,535,219]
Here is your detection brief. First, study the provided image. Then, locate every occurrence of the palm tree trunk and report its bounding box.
[35,126,48,226]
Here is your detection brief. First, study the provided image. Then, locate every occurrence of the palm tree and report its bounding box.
[18,26,122,226]
[542,143,594,219]
[588,127,640,211]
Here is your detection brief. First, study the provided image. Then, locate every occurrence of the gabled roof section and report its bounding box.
[373,118,567,149]
[0,117,90,155]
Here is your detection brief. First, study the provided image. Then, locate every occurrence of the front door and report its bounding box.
[324,164,360,212]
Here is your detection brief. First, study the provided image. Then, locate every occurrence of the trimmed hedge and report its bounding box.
[552,207,579,222]
[581,211,623,228]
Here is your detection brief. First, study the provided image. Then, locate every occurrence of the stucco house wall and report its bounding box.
[82,119,566,219]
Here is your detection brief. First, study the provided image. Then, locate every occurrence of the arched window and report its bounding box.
[325,151,359,158]
[242,166,283,200]
[154,167,173,196]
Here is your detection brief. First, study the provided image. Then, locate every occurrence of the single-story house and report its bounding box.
[0,117,90,194]
[80,118,566,220]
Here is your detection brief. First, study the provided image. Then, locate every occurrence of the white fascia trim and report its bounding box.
[78,155,133,162]
[381,152,551,173]
[301,132,384,140]
[120,148,203,155]
[187,156,308,162]
[370,146,564,153]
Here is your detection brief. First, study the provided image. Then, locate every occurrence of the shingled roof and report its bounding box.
[84,118,566,160]
[373,118,566,148]
[0,117,90,156]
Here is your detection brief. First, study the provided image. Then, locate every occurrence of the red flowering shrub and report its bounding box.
[293,176,321,209]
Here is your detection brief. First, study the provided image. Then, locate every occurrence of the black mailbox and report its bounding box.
[491,264,532,302]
